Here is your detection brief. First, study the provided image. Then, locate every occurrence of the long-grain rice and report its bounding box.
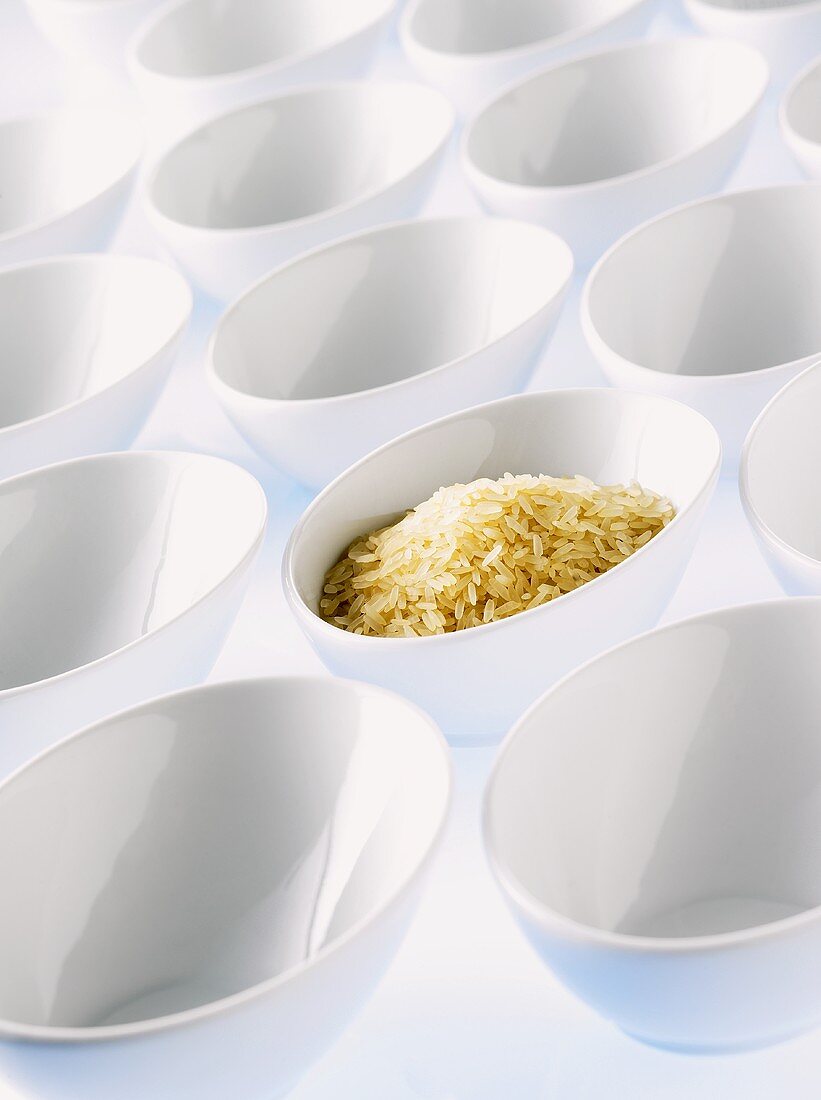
[319,473,674,637]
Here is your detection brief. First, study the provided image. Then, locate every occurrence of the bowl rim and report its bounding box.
[205,214,573,407]
[0,108,142,248]
[581,180,821,383]
[739,355,821,568]
[0,673,453,1043]
[460,35,769,197]
[0,449,267,700]
[0,254,193,439]
[128,0,394,86]
[144,80,454,236]
[282,387,722,648]
[685,0,821,18]
[483,593,821,953]
[779,51,821,150]
[400,0,650,63]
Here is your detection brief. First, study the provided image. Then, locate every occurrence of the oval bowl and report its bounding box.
[485,596,821,1053]
[208,216,573,489]
[780,53,821,178]
[145,81,454,301]
[0,254,192,481]
[400,0,655,118]
[0,108,141,267]
[129,0,395,148]
[582,182,821,469]
[740,358,821,594]
[461,37,768,269]
[24,0,166,68]
[684,0,821,87]
[0,451,266,777]
[283,389,721,740]
[0,675,451,1100]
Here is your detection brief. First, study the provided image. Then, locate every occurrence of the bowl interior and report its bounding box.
[289,390,719,616]
[0,112,139,238]
[0,678,449,1029]
[466,39,765,188]
[745,361,821,559]
[695,0,818,10]
[586,186,821,377]
[150,85,451,231]
[0,454,263,691]
[785,59,821,144]
[408,0,638,55]
[0,259,190,430]
[488,600,821,939]
[136,0,388,79]
[211,219,571,400]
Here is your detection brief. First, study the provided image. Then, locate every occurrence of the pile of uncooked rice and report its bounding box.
[320,473,675,637]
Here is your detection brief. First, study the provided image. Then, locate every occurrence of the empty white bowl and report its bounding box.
[684,0,821,86]
[485,596,821,1053]
[582,183,821,468]
[283,389,721,740]
[400,0,655,118]
[0,254,192,481]
[741,358,821,594]
[208,216,573,489]
[0,451,266,778]
[780,53,821,178]
[0,676,451,1100]
[462,37,768,268]
[24,0,166,68]
[129,0,395,148]
[145,82,454,300]
[0,108,141,267]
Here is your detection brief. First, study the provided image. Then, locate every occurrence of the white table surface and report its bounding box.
[2,1,819,1095]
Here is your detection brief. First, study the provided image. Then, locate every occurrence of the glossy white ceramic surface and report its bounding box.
[0,109,141,267]
[400,0,655,118]
[740,359,821,594]
[684,0,821,87]
[129,0,395,148]
[0,676,451,1100]
[0,451,266,778]
[485,596,821,1053]
[780,54,821,178]
[23,0,165,68]
[283,389,721,740]
[145,81,454,300]
[0,255,192,480]
[208,216,573,489]
[462,37,768,268]
[582,182,821,468]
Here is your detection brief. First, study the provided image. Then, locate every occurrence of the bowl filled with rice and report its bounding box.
[283,389,721,739]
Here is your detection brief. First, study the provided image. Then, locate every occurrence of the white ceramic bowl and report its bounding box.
[485,596,821,1053]
[145,82,454,301]
[208,216,573,489]
[0,676,451,1100]
[0,451,266,778]
[0,109,141,267]
[461,37,768,269]
[740,358,821,593]
[400,0,655,118]
[582,183,821,468]
[684,0,821,87]
[780,53,821,178]
[129,0,395,148]
[0,255,192,481]
[24,0,166,68]
[283,389,721,740]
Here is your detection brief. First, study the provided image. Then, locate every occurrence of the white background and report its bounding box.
[2,0,819,1094]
